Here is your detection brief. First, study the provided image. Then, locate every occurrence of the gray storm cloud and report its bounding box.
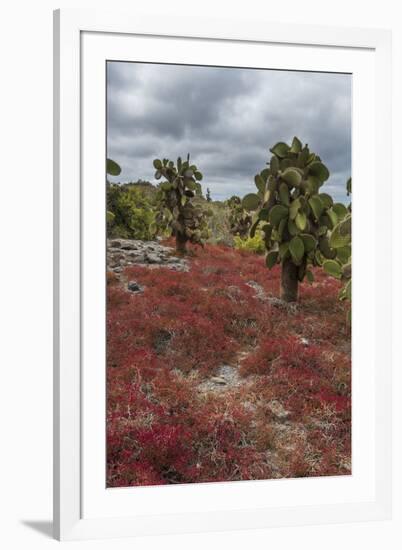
[107,62,351,203]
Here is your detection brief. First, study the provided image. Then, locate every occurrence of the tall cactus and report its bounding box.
[226,195,252,238]
[323,178,352,319]
[106,158,121,177]
[243,137,342,302]
[106,158,121,228]
[153,154,209,253]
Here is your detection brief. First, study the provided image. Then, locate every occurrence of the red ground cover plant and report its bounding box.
[107,243,351,487]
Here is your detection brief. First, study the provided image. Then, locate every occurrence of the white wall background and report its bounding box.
[0,1,400,548]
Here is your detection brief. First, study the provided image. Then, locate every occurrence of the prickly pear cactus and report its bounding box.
[106,158,121,176]
[243,137,343,302]
[106,159,121,231]
[323,178,352,318]
[226,195,253,238]
[153,154,209,253]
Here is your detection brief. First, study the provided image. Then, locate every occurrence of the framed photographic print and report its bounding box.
[53,8,392,541]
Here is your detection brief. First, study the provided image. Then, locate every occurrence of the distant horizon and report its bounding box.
[107,176,351,206]
[107,62,351,204]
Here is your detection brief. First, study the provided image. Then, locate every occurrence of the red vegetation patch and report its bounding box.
[107,244,351,487]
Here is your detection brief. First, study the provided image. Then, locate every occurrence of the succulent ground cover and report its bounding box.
[106,242,351,487]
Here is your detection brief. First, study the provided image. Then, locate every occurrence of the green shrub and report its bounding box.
[234,232,266,254]
[107,184,155,240]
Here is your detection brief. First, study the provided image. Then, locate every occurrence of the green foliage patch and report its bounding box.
[107,184,156,240]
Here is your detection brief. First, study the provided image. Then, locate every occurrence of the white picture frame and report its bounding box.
[53,8,392,541]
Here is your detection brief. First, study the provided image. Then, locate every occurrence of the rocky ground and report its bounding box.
[107,238,189,274]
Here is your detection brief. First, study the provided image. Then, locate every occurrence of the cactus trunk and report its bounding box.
[281,258,299,302]
[176,232,188,254]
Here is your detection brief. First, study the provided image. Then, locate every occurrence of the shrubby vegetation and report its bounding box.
[107,183,156,240]
[233,232,265,254]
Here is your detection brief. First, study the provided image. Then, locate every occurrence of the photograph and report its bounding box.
[105,60,352,488]
[0,1,395,545]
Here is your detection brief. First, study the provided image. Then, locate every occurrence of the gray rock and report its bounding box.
[246,280,268,301]
[169,263,190,272]
[210,377,227,385]
[198,364,241,393]
[127,281,144,293]
[146,253,163,264]
[267,296,299,314]
[120,242,137,250]
[106,239,189,272]
[108,259,123,269]
[126,250,144,259]
[108,252,125,261]
[267,400,290,420]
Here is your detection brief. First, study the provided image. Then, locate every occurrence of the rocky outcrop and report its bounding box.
[107,239,189,273]
[246,280,299,314]
[197,364,241,393]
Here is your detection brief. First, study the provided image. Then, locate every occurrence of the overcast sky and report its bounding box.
[107,62,351,203]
